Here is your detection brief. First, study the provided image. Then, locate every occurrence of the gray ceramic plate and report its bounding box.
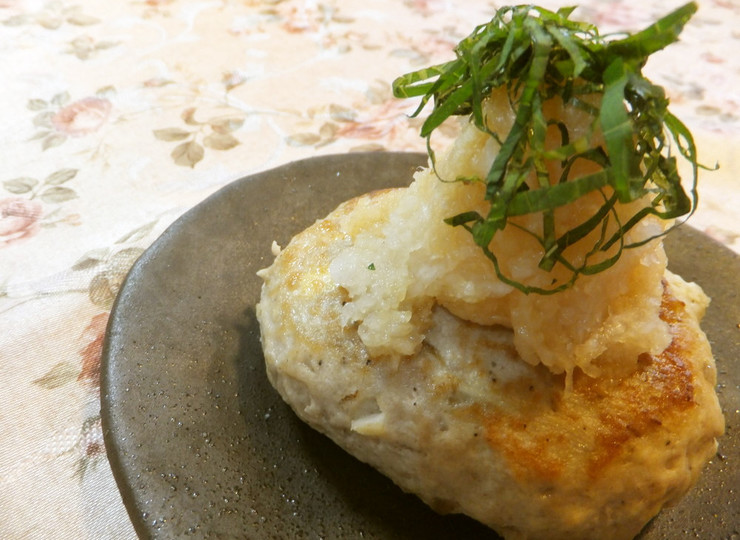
[101,152,739,539]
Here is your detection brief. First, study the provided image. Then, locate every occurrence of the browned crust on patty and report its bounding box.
[477,280,714,486]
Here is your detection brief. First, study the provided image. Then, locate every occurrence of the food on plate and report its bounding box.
[256,3,724,539]
[257,188,722,539]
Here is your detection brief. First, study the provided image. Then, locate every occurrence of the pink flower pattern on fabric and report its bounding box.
[51,97,112,137]
[0,197,43,248]
[77,312,109,389]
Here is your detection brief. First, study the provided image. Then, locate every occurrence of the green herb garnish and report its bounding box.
[393,3,703,294]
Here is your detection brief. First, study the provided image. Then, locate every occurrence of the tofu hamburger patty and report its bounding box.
[256,187,724,540]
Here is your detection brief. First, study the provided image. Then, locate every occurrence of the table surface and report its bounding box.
[1,1,738,538]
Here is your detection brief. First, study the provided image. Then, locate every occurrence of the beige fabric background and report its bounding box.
[0,1,737,538]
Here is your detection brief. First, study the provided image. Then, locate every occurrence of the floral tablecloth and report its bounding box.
[1,0,738,538]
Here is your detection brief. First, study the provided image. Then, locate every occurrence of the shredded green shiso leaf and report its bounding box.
[393,2,703,295]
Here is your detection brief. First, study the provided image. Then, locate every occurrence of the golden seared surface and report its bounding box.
[256,188,724,540]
